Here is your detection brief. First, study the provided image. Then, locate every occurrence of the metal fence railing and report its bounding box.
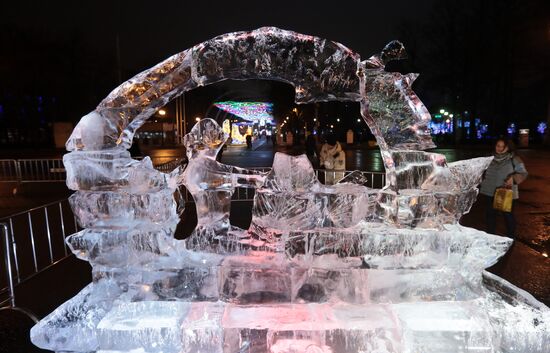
[0,199,80,320]
[17,158,67,182]
[0,158,186,184]
[0,159,20,182]
[0,159,386,194]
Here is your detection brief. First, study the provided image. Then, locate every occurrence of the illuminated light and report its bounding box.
[542,252,548,258]
[313,118,317,121]
[214,101,274,124]
[336,118,340,122]
[449,114,453,118]
[330,124,334,128]
[357,119,361,122]
[537,122,547,134]
[445,119,451,124]
[292,108,298,113]
[195,117,201,122]
[158,109,166,116]
[439,109,445,114]
[444,112,449,116]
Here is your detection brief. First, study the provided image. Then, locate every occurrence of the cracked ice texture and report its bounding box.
[359,40,435,152]
[374,152,492,227]
[250,153,375,242]
[178,119,266,250]
[66,27,361,151]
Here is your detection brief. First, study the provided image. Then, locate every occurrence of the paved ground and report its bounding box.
[0,143,548,352]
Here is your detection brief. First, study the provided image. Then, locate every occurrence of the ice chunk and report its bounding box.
[70,189,177,229]
[359,41,434,152]
[395,301,495,353]
[31,280,121,352]
[250,153,376,242]
[375,156,492,228]
[180,302,225,353]
[64,149,169,192]
[97,301,189,352]
[66,223,179,267]
[481,273,550,353]
[222,303,402,353]
[448,157,493,190]
[65,111,115,151]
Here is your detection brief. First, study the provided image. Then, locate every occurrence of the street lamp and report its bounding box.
[158,109,166,116]
[195,117,201,122]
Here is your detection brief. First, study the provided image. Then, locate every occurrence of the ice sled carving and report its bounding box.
[31,27,549,353]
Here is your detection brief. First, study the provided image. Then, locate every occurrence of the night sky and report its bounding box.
[2,0,435,72]
[1,0,549,139]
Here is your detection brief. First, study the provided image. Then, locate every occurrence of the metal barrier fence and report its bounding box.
[1,159,386,200]
[18,158,67,182]
[0,158,185,183]
[0,159,20,182]
[0,199,79,320]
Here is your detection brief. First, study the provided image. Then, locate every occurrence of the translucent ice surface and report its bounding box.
[32,27,550,353]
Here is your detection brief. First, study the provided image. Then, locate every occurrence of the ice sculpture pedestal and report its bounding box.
[31,221,550,353]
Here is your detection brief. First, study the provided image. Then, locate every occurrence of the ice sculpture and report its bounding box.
[179,118,265,249]
[32,27,549,353]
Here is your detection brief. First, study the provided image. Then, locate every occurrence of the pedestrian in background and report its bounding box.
[319,134,345,184]
[305,133,318,163]
[479,138,528,238]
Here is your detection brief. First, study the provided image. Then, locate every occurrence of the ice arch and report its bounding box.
[66,27,362,151]
[66,26,434,156]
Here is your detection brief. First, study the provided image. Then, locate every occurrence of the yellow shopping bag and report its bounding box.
[493,187,513,213]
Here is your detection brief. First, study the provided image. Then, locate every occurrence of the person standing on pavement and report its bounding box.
[479,138,528,238]
[319,134,345,184]
[305,133,318,162]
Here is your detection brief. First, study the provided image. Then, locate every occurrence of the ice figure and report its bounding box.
[32,27,549,353]
[179,118,266,249]
[359,41,434,152]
